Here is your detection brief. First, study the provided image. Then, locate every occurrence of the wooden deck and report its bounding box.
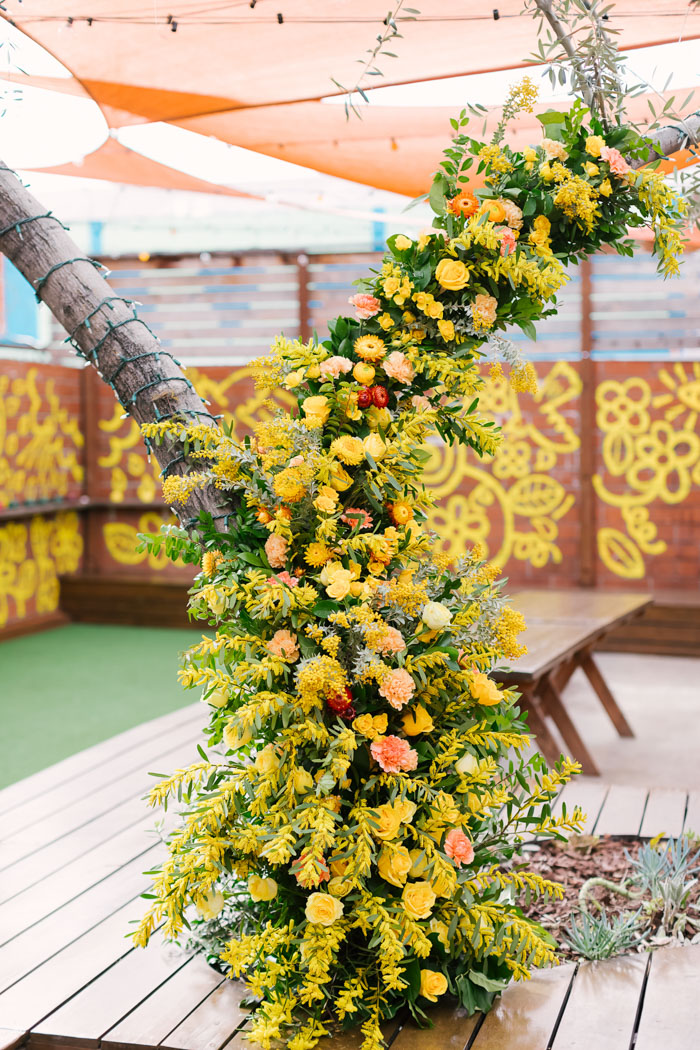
[1,706,699,1050]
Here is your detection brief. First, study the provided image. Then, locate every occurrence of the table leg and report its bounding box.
[538,671,600,777]
[551,655,578,693]
[517,685,563,769]
[580,649,635,737]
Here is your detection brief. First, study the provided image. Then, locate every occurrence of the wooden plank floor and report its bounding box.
[1,710,699,1049]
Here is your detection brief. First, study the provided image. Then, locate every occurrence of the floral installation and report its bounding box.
[132,92,686,1050]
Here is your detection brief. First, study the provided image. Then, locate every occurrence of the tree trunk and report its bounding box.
[0,160,227,533]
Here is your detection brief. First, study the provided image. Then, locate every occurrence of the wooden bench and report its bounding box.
[497,590,651,776]
[2,705,700,1049]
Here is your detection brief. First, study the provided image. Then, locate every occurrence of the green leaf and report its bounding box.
[468,969,509,994]
[311,601,339,619]
[535,110,567,141]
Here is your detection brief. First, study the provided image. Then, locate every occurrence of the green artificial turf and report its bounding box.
[0,623,205,790]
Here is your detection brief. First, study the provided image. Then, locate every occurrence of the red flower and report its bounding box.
[357,388,373,409]
[326,687,353,713]
[370,385,389,408]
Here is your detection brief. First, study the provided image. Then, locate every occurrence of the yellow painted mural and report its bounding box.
[103,510,178,569]
[0,368,83,508]
[0,512,83,626]
[594,363,700,579]
[425,361,581,568]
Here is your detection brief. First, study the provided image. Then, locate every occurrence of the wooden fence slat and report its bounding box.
[552,779,609,835]
[160,979,249,1050]
[390,1003,480,1050]
[682,791,700,836]
[634,944,700,1050]
[638,788,688,840]
[31,937,188,1045]
[104,957,225,1050]
[551,955,647,1049]
[468,964,575,1050]
[0,901,139,1032]
[592,785,649,837]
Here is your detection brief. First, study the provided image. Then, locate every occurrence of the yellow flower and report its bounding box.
[328,876,352,898]
[320,561,354,600]
[422,601,452,631]
[409,849,428,877]
[353,712,388,739]
[354,335,386,362]
[196,890,225,919]
[331,435,365,465]
[205,586,227,618]
[419,969,448,1002]
[402,881,436,920]
[363,433,387,461]
[305,892,344,926]
[329,857,349,877]
[383,276,401,296]
[394,234,413,251]
[402,703,434,736]
[425,298,444,319]
[523,146,537,164]
[429,919,450,950]
[455,751,478,775]
[255,745,279,774]
[586,135,605,158]
[302,395,330,427]
[378,312,394,331]
[437,319,455,341]
[370,802,404,840]
[584,161,599,177]
[284,369,305,389]
[329,464,353,491]
[293,768,315,794]
[306,363,321,379]
[539,162,553,181]
[305,541,333,567]
[314,485,339,514]
[367,406,391,431]
[248,875,278,902]
[600,178,613,197]
[202,685,229,709]
[394,798,416,823]
[378,845,412,887]
[353,362,376,386]
[223,721,254,751]
[435,258,469,291]
[480,199,506,223]
[469,671,504,706]
[533,214,551,234]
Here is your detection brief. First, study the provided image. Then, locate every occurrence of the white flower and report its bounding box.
[421,601,453,631]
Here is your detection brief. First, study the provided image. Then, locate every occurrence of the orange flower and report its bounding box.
[444,828,474,867]
[379,668,415,710]
[447,190,478,218]
[265,534,288,568]
[370,735,418,773]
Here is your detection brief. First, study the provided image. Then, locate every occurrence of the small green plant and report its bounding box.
[627,838,700,937]
[564,907,647,961]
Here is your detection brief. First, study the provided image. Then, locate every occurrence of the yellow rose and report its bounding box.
[530,229,550,247]
[469,671,504,706]
[196,890,225,919]
[378,312,394,330]
[302,395,330,426]
[370,803,404,840]
[394,234,413,251]
[305,891,344,926]
[329,857,349,877]
[394,798,417,823]
[533,215,551,234]
[600,178,613,197]
[409,849,428,877]
[426,299,444,319]
[314,495,337,514]
[429,919,450,950]
[378,845,412,887]
[402,881,436,920]
[223,721,253,751]
[402,310,416,323]
[584,161,599,177]
[328,876,352,898]
[422,601,453,631]
[203,685,229,709]
[205,586,227,618]
[523,146,537,163]
[383,276,401,296]
[455,751,478,776]
[321,562,354,601]
[306,363,321,379]
[419,969,448,1002]
[255,745,279,774]
[293,768,314,794]
[329,464,353,491]
[539,162,553,181]
[435,258,469,291]
[353,362,376,386]
[437,319,455,341]
[363,433,387,462]
[248,875,278,902]
[331,435,365,465]
[402,703,434,736]
[353,713,374,737]
[284,369,305,389]
[586,135,605,158]
[367,406,391,431]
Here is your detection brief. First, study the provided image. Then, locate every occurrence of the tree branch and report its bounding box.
[0,160,228,533]
[534,0,595,110]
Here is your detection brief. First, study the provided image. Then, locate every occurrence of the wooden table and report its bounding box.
[1,707,699,1050]
[496,590,652,776]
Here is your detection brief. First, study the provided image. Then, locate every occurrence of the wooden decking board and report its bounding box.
[102,956,226,1050]
[389,1003,480,1050]
[591,785,649,837]
[31,937,189,1046]
[552,779,609,835]
[0,704,201,818]
[159,978,248,1050]
[0,795,152,905]
[638,787,688,840]
[0,901,143,1032]
[550,955,647,1049]
[0,818,157,945]
[0,847,160,995]
[0,713,203,840]
[633,943,700,1050]
[0,1030,24,1050]
[0,735,199,871]
[468,963,576,1050]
